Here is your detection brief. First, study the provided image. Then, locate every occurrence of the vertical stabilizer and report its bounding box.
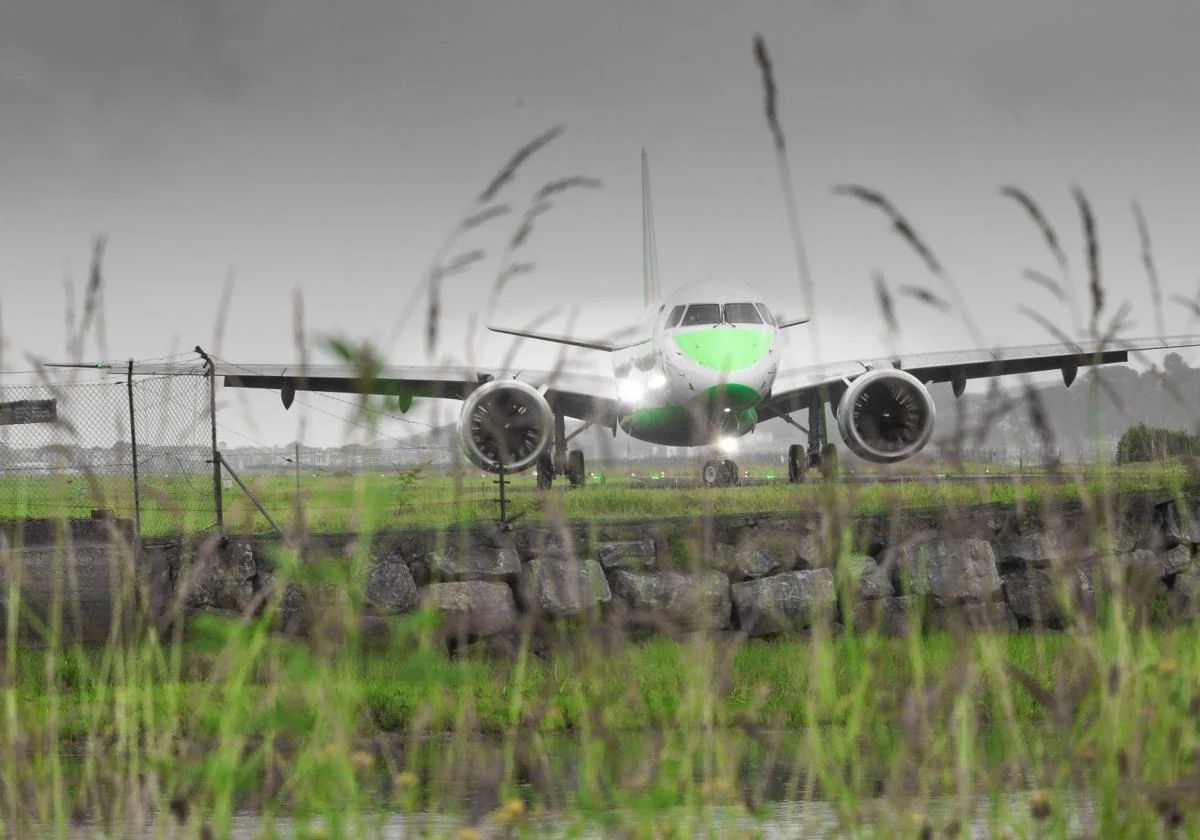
[641,149,661,306]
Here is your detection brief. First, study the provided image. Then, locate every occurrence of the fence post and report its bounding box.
[195,346,224,533]
[126,360,142,539]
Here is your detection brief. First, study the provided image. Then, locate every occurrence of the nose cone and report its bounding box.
[672,328,771,372]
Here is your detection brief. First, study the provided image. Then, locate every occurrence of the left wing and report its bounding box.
[761,335,1200,419]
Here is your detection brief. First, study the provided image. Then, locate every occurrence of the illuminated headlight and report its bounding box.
[617,379,645,404]
[716,436,739,453]
[647,371,667,390]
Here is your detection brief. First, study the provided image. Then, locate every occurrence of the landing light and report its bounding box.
[617,379,645,404]
[717,436,739,453]
[618,371,667,405]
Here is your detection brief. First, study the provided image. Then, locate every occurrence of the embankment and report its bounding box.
[4,492,1199,644]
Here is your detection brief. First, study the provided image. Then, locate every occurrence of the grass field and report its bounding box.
[3,460,1198,536]
[4,594,1200,837]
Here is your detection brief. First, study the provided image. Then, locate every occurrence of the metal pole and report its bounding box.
[495,464,508,526]
[217,451,283,537]
[195,345,223,533]
[126,359,141,540]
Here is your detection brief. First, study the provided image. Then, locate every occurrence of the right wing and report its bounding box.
[47,360,620,427]
[486,324,650,352]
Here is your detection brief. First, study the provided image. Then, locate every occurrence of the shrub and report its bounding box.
[1115,423,1199,464]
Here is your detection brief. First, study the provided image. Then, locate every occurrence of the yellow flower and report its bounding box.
[1155,659,1178,676]
[350,750,375,772]
[494,797,527,825]
[1030,790,1052,820]
[393,770,419,789]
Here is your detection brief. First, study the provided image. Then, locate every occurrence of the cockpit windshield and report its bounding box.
[681,303,721,326]
[724,302,763,324]
[755,303,775,326]
[665,305,685,329]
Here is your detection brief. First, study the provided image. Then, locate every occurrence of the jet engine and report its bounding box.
[457,379,553,473]
[835,369,935,463]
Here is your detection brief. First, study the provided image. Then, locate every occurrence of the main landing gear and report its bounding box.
[701,458,740,487]
[536,409,588,490]
[786,443,838,482]
[786,395,839,483]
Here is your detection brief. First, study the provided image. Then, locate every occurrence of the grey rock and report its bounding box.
[365,560,419,612]
[229,541,258,582]
[926,599,1018,633]
[1122,549,1168,582]
[1161,499,1200,547]
[424,581,518,638]
[853,595,918,637]
[731,569,836,636]
[891,537,1001,601]
[428,546,521,581]
[739,547,783,579]
[259,572,309,635]
[1162,544,1193,576]
[186,553,257,613]
[1002,568,1066,628]
[794,531,826,568]
[997,531,1073,568]
[609,570,731,630]
[520,556,611,618]
[713,544,784,580]
[858,559,893,600]
[597,539,657,571]
[1171,572,1200,618]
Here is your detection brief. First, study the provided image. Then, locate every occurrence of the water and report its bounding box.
[18,790,1094,838]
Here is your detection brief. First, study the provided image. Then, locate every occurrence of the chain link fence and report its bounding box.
[0,372,218,536]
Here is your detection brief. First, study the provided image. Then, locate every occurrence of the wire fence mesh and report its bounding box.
[0,372,218,536]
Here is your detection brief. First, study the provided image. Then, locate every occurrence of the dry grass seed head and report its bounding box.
[897,285,951,313]
[1132,200,1166,337]
[999,186,1068,270]
[1021,268,1066,302]
[753,35,784,152]
[1071,185,1103,324]
[479,124,564,204]
[834,185,944,277]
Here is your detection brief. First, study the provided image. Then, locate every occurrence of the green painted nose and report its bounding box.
[673,328,771,371]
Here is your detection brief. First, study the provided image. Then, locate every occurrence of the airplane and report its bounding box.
[53,155,1200,487]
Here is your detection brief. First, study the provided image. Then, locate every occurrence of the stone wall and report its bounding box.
[134,492,1200,646]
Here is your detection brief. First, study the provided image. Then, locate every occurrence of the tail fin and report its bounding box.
[641,149,661,306]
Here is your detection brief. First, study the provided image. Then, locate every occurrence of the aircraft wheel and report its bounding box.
[722,459,739,486]
[819,443,839,480]
[567,449,586,487]
[536,453,555,489]
[787,444,807,483]
[701,460,722,487]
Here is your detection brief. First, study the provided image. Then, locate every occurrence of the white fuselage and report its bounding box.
[611,281,782,446]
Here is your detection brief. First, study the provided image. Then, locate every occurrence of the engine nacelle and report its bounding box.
[835,369,935,463]
[457,380,553,473]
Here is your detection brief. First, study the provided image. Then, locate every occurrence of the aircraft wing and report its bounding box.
[760,334,1200,419]
[47,360,620,426]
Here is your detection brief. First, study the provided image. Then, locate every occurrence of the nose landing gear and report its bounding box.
[701,458,739,487]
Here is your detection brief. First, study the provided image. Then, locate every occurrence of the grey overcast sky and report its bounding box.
[3,0,1199,446]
